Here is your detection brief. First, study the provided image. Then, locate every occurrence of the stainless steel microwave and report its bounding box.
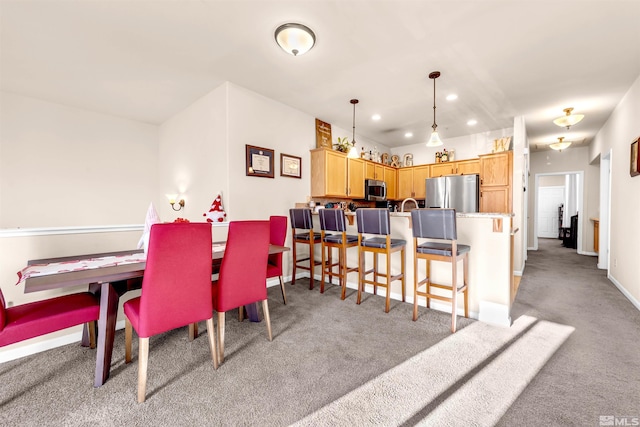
[365,179,387,201]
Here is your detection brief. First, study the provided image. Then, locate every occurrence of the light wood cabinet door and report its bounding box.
[348,158,365,199]
[397,168,414,199]
[311,148,347,197]
[384,166,397,200]
[480,151,512,186]
[412,165,430,199]
[480,186,510,213]
[456,159,480,175]
[365,162,376,180]
[430,163,454,177]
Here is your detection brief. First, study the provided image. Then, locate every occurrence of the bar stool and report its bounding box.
[356,208,406,312]
[289,208,322,290]
[318,209,359,299]
[410,208,469,333]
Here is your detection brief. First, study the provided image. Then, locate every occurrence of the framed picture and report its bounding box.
[246,145,274,178]
[631,137,640,177]
[315,118,332,148]
[280,153,302,178]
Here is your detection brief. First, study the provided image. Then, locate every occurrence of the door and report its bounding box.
[537,186,564,238]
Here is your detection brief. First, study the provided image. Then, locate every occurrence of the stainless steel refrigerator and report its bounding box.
[425,174,479,213]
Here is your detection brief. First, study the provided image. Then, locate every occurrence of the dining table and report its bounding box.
[18,242,289,388]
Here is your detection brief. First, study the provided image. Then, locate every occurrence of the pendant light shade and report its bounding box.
[274,23,316,56]
[426,71,444,147]
[549,136,572,151]
[347,99,359,158]
[553,107,584,130]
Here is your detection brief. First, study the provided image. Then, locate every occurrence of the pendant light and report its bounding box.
[553,107,584,130]
[426,71,444,147]
[347,99,359,158]
[549,136,572,151]
[274,23,316,56]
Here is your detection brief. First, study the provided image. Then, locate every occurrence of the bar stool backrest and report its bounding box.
[319,209,347,232]
[289,208,314,230]
[356,208,391,235]
[411,209,458,240]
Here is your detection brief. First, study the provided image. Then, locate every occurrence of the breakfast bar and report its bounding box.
[310,210,516,327]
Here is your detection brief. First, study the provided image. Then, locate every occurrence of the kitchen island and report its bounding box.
[309,210,516,327]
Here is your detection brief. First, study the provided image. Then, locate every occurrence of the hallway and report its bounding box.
[498,238,640,426]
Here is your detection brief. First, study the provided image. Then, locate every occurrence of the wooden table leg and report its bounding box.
[94,282,120,388]
[244,303,261,322]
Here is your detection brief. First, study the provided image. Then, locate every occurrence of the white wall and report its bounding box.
[588,74,640,306]
[0,92,158,228]
[0,92,158,356]
[389,128,514,165]
[528,146,600,254]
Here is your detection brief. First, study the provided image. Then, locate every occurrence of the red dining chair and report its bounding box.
[213,220,271,364]
[0,288,99,351]
[124,222,218,403]
[267,215,288,304]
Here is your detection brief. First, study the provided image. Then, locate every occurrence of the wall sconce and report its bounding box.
[166,194,185,211]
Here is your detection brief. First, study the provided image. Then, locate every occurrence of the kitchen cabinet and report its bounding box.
[397,165,429,199]
[429,159,480,177]
[311,148,365,198]
[384,165,397,200]
[456,159,480,175]
[365,162,385,180]
[311,148,347,197]
[479,151,512,213]
[348,158,365,199]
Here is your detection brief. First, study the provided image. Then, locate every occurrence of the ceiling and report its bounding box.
[2,1,639,153]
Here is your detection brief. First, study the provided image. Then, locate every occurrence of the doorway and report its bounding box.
[537,186,564,238]
[533,171,584,252]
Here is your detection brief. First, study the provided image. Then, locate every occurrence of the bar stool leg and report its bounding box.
[385,250,391,313]
[291,241,298,285]
[426,259,431,309]
[413,252,419,321]
[451,256,458,333]
[401,247,406,302]
[320,241,327,293]
[357,247,363,305]
[373,253,378,296]
[464,254,469,317]
[309,240,315,290]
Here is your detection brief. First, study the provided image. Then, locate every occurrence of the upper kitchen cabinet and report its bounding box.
[311,148,365,198]
[456,159,480,175]
[429,159,480,177]
[348,158,365,199]
[384,165,397,200]
[397,165,430,199]
[479,151,513,213]
[365,162,385,180]
[311,148,347,197]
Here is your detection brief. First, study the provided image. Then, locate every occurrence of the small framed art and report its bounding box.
[246,145,274,178]
[280,153,302,178]
[631,137,640,177]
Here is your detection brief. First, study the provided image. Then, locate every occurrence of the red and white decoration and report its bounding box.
[138,202,161,251]
[203,193,227,223]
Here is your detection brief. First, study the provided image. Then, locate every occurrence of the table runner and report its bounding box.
[16,252,147,286]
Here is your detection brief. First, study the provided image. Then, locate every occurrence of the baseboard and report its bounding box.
[608,273,640,311]
[0,321,128,364]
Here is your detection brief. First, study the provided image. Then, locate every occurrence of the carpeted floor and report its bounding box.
[0,238,638,426]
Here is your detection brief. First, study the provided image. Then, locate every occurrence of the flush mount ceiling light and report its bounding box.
[348,99,359,158]
[426,71,444,147]
[274,23,316,56]
[549,136,572,151]
[553,107,584,130]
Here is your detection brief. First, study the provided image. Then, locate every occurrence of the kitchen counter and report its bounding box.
[309,210,515,327]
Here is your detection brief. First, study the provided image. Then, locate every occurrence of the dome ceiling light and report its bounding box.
[553,107,584,130]
[549,136,572,151]
[274,23,316,56]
